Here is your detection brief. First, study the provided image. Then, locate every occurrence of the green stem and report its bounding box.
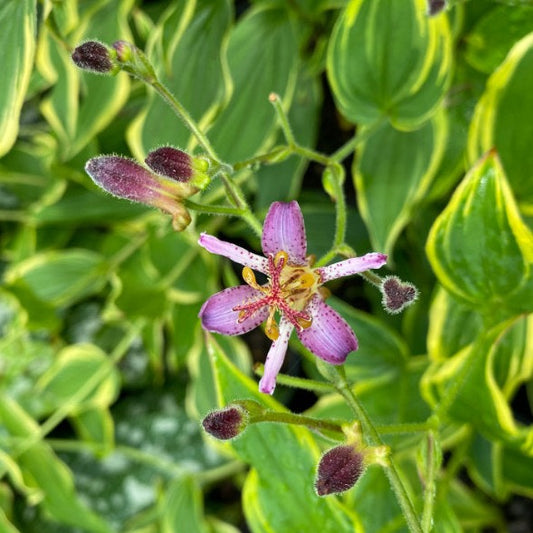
[333,367,423,533]
[421,431,438,533]
[184,199,247,217]
[251,410,343,438]
[331,116,387,163]
[151,80,221,163]
[376,422,434,435]
[254,364,335,394]
[269,93,296,146]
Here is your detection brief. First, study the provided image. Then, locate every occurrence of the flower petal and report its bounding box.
[199,285,268,335]
[318,253,387,283]
[262,201,307,264]
[199,233,269,273]
[259,317,293,394]
[297,295,358,364]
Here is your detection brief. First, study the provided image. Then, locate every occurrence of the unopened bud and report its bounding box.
[85,155,196,230]
[145,147,210,189]
[71,41,115,74]
[112,40,156,82]
[427,0,446,16]
[315,445,365,496]
[202,405,248,440]
[380,276,418,314]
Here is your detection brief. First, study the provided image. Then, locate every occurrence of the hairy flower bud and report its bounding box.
[315,445,365,496]
[202,405,248,440]
[85,155,197,230]
[427,0,446,16]
[145,147,210,189]
[71,41,115,74]
[380,276,418,314]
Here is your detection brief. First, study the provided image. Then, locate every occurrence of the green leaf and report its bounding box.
[5,249,108,307]
[468,33,533,207]
[327,0,452,130]
[463,4,533,74]
[421,320,521,442]
[427,286,483,362]
[0,396,113,533]
[208,5,298,162]
[207,335,360,532]
[128,0,232,159]
[426,151,533,316]
[160,475,207,533]
[36,344,120,413]
[354,112,447,255]
[0,0,36,157]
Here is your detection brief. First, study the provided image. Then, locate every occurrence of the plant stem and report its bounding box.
[254,364,336,394]
[422,431,438,533]
[333,367,423,533]
[251,410,343,437]
[151,80,221,163]
[184,199,247,217]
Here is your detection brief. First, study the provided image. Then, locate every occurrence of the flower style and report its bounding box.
[198,201,387,394]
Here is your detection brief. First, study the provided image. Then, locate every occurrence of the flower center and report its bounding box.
[233,251,321,341]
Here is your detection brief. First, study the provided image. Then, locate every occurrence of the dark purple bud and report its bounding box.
[202,405,247,440]
[145,147,193,182]
[85,155,196,230]
[315,445,365,496]
[86,156,162,203]
[72,41,114,73]
[381,276,418,314]
[427,0,446,16]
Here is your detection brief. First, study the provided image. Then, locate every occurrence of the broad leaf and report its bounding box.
[426,151,533,317]
[208,5,298,162]
[0,0,36,157]
[354,112,446,255]
[327,0,451,130]
[468,33,533,208]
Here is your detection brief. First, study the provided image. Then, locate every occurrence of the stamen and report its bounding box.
[265,308,280,340]
[242,266,260,288]
[296,316,312,329]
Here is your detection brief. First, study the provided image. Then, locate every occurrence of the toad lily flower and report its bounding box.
[198,201,387,394]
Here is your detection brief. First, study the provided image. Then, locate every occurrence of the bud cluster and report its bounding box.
[85,147,211,231]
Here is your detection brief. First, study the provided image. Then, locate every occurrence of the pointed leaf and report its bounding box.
[468,33,533,206]
[327,0,452,130]
[426,151,533,316]
[354,112,446,255]
[0,0,36,157]
[208,5,298,161]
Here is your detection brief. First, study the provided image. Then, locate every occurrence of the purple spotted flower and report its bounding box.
[198,201,387,394]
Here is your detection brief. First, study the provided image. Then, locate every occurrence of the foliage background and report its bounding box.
[1,0,533,531]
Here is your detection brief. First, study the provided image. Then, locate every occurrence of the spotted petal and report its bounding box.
[297,295,358,364]
[318,253,387,283]
[199,285,268,335]
[199,233,269,273]
[259,317,293,395]
[262,201,307,264]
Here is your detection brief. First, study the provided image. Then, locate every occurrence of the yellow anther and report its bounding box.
[297,316,312,329]
[242,266,260,289]
[297,272,316,288]
[274,250,289,267]
[265,314,280,340]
